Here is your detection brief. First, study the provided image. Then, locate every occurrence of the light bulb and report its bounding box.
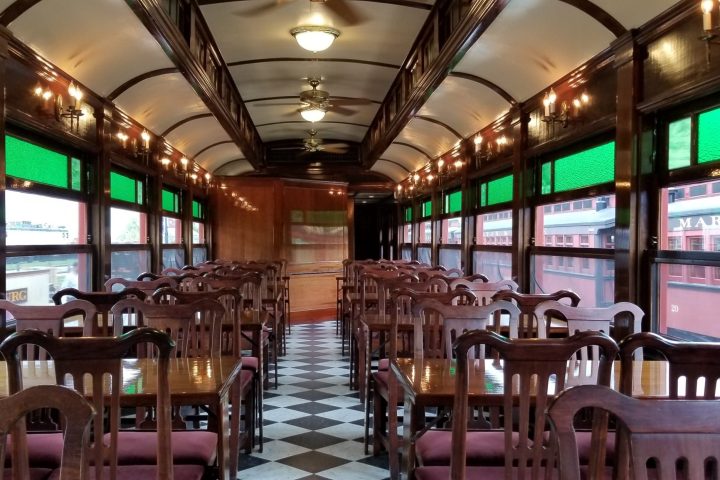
[300,107,326,122]
[290,26,341,52]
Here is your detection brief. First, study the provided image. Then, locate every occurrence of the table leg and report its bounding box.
[402,395,417,480]
[216,391,233,480]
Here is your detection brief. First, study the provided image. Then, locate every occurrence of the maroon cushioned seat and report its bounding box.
[241,356,259,371]
[6,433,64,468]
[48,464,205,480]
[109,431,217,465]
[372,370,404,399]
[415,465,505,480]
[3,468,52,480]
[415,430,522,466]
[378,358,389,371]
[541,429,615,465]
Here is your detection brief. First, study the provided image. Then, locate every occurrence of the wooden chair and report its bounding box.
[547,384,720,480]
[0,328,207,480]
[104,277,177,297]
[52,288,146,336]
[0,385,94,480]
[416,330,618,480]
[534,300,644,341]
[450,278,518,305]
[491,290,581,338]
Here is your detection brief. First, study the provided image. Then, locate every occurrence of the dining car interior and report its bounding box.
[1,0,720,479]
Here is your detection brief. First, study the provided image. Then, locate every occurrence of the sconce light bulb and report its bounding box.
[573,98,581,108]
[438,158,445,169]
[180,157,189,169]
[427,174,434,182]
[141,130,150,142]
[34,86,43,96]
[160,157,171,168]
[702,0,714,14]
[397,184,403,191]
[548,88,557,104]
[454,159,463,169]
[581,92,590,104]
[474,136,482,145]
[42,90,52,100]
[413,172,420,182]
[205,173,211,181]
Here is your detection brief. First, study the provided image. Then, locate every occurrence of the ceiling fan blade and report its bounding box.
[321,142,350,149]
[330,97,374,106]
[239,0,292,16]
[322,146,349,154]
[272,146,304,151]
[322,0,366,26]
[251,102,301,107]
[330,105,357,116]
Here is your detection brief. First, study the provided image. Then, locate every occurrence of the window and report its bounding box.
[667,106,720,171]
[478,174,513,208]
[444,190,462,214]
[418,220,432,243]
[5,136,90,303]
[192,199,208,266]
[404,206,413,223]
[421,199,432,218]
[541,142,615,195]
[476,209,512,246]
[532,255,614,307]
[579,235,590,247]
[660,181,720,252]
[441,217,461,244]
[535,195,616,249]
[109,170,149,280]
[161,187,184,270]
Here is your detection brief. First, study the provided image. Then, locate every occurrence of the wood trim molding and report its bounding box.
[198,0,432,10]
[160,113,214,137]
[414,115,463,139]
[558,0,627,37]
[255,120,370,128]
[376,158,411,173]
[212,158,247,173]
[448,72,517,105]
[0,0,42,26]
[245,95,381,105]
[227,57,400,70]
[193,139,235,158]
[391,141,433,160]
[107,68,180,101]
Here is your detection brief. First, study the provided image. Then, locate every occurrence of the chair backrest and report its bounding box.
[152,287,243,357]
[51,288,146,336]
[620,331,720,399]
[0,385,94,480]
[412,298,521,359]
[534,300,644,340]
[547,384,720,480]
[450,278,519,305]
[492,290,581,338]
[450,330,619,480]
[111,298,225,358]
[104,277,177,296]
[0,328,175,480]
[360,271,418,322]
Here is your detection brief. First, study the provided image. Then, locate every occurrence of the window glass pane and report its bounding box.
[541,162,552,195]
[421,200,432,218]
[192,247,207,265]
[70,158,82,191]
[162,189,179,213]
[661,180,720,251]
[162,248,185,270]
[404,206,413,223]
[487,174,513,206]
[444,191,462,214]
[192,200,204,219]
[401,246,412,261]
[6,136,74,190]
[110,172,142,204]
[417,246,431,265]
[441,217,461,244]
[110,250,150,282]
[532,254,615,307]
[192,222,205,244]
[535,195,615,248]
[111,208,147,244]
[553,142,615,193]
[402,224,412,243]
[657,263,720,341]
[668,117,692,170]
[418,220,432,243]
[6,253,90,305]
[699,108,720,164]
[473,250,512,282]
[162,216,182,244]
[480,183,487,207]
[438,248,461,270]
[475,209,512,246]
[6,190,86,245]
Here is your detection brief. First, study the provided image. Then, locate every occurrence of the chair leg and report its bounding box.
[256,370,264,453]
[364,373,374,454]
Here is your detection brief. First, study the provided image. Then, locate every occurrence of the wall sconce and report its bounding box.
[160,157,172,169]
[701,0,720,61]
[116,131,129,148]
[541,88,589,128]
[179,156,189,171]
[59,82,84,131]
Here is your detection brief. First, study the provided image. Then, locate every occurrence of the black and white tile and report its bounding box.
[239,321,390,479]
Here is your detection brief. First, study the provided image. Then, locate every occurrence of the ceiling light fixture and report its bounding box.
[300,106,326,122]
[290,26,340,52]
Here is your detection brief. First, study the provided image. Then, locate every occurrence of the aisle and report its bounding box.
[239,321,390,479]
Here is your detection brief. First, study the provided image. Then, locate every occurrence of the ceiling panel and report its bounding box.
[395,118,459,160]
[452,0,614,101]
[258,121,366,142]
[8,0,174,96]
[380,143,430,172]
[114,73,210,135]
[593,0,680,29]
[164,117,231,157]
[372,160,409,182]
[195,142,245,172]
[417,76,512,138]
[215,159,254,176]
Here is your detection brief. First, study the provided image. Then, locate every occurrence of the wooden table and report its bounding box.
[391,357,669,480]
[0,356,244,480]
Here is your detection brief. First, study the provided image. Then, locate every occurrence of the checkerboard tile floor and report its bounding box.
[239,321,390,480]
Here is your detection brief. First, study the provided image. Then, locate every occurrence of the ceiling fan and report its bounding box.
[255,77,372,117]
[240,0,366,26]
[274,130,350,154]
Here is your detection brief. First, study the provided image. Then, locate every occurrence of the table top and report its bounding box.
[0,356,243,406]
[391,357,670,404]
[361,314,568,334]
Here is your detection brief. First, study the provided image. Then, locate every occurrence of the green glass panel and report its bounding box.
[553,142,615,193]
[541,162,552,195]
[110,172,138,204]
[480,183,487,207]
[70,158,82,191]
[421,200,432,218]
[444,190,461,214]
[668,117,692,170]
[487,174,513,206]
[699,108,720,164]
[6,136,69,189]
[137,182,144,206]
[404,207,412,223]
[192,200,204,219]
[162,189,178,213]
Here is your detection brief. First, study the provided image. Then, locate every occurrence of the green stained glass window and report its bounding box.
[192,200,204,219]
[404,207,412,223]
[552,142,615,193]
[444,190,462,214]
[480,183,487,207]
[541,162,552,195]
[668,117,692,170]
[162,189,180,214]
[421,200,432,218]
[110,172,143,205]
[487,174,513,206]
[6,136,81,191]
[698,108,720,164]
